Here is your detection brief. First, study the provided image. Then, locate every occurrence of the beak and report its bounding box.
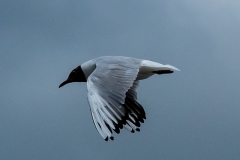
[59,79,70,88]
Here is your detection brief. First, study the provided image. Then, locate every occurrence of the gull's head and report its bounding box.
[59,66,87,88]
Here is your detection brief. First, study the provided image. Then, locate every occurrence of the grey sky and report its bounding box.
[1,0,240,160]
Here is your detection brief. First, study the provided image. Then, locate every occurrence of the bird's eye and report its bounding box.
[70,71,76,76]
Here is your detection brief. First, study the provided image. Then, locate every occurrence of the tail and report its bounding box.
[137,60,179,80]
[140,60,180,74]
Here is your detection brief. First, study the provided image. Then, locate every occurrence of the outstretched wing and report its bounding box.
[87,57,145,140]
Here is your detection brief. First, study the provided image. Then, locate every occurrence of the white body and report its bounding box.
[81,56,179,80]
[79,56,179,140]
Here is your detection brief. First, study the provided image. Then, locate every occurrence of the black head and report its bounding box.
[59,65,87,88]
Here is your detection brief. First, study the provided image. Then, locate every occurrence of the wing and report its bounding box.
[120,80,146,134]
[87,57,145,140]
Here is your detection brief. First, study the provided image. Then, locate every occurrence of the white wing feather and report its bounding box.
[87,57,141,140]
[86,57,177,140]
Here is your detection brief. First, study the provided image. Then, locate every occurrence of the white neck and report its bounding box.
[81,60,96,79]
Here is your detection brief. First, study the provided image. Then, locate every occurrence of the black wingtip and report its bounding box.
[139,118,144,123]
[136,128,140,132]
[113,128,120,134]
[110,137,114,140]
[153,70,173,74]
[105,137,108,141]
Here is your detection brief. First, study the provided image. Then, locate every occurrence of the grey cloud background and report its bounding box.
[1,0,240,159]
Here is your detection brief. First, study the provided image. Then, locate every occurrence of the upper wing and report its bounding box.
[87,57,143,140]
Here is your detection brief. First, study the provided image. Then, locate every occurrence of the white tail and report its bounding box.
[136,60,179,80]
[140,60,180,72]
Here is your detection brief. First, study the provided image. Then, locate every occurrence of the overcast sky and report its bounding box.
[1,0,240,160]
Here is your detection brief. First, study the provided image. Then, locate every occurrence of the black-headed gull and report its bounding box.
[59,56,179,141]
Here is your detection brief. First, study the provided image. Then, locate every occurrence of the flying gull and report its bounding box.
[59,56,179,141]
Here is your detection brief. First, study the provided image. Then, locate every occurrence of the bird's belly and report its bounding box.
[136,63,156,80]
[136,73,154,80]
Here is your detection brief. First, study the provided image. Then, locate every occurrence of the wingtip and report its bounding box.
[104,137,108,141]
[113,128,120,134]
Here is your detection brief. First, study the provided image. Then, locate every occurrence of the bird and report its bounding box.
[59,56,179,141]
